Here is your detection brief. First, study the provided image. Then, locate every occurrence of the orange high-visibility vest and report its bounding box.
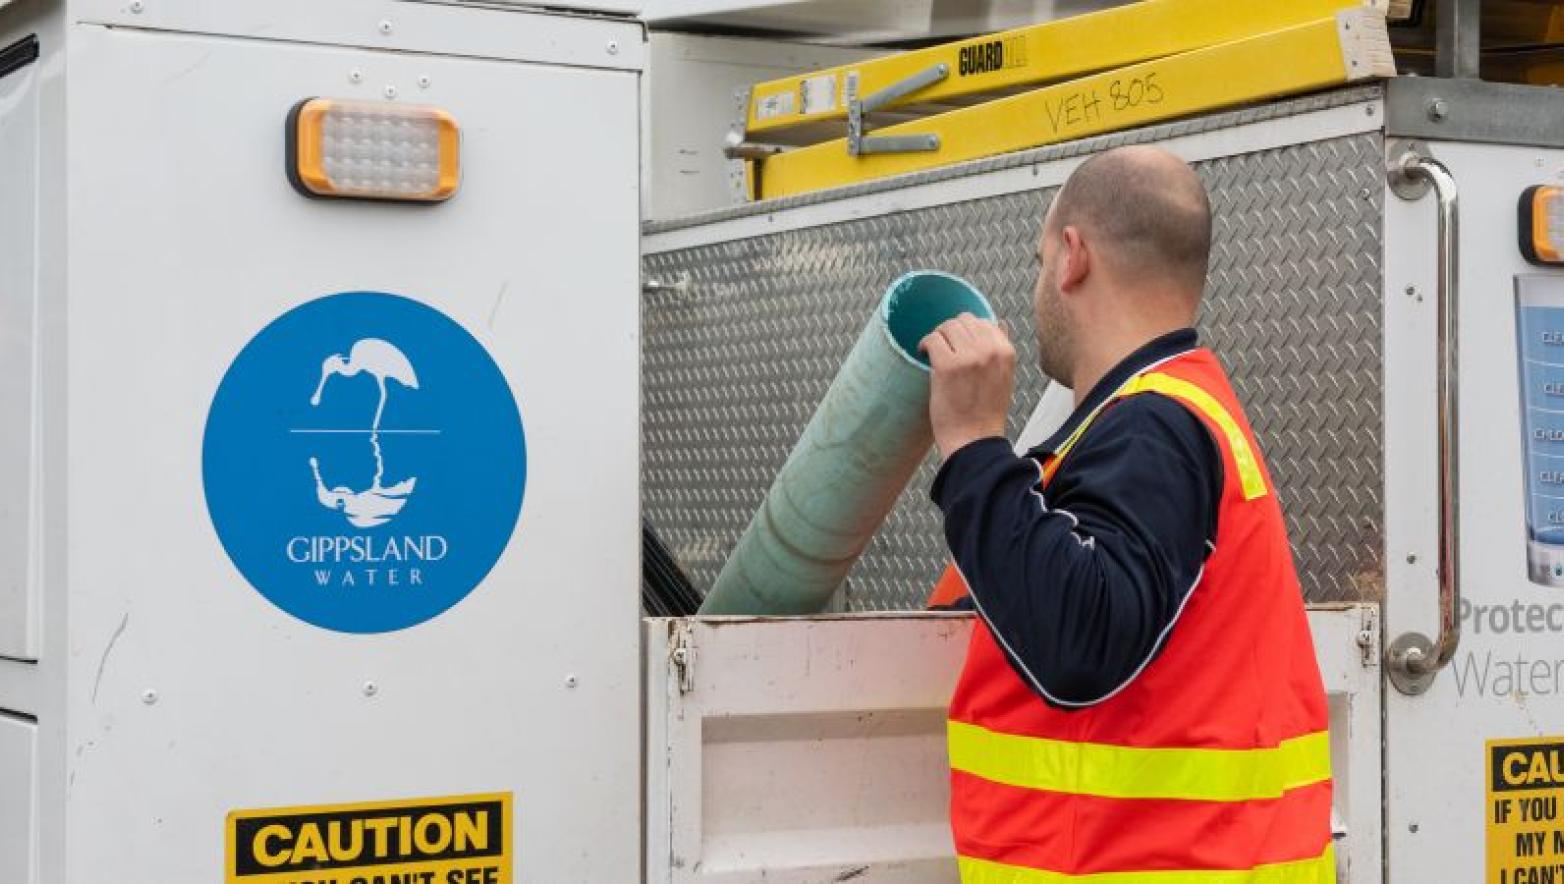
[945,348,1335,883]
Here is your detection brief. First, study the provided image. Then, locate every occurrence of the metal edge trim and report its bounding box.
[1386,78,1564,149]
[69,0,648,74]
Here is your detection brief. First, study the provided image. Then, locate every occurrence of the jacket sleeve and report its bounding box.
[929,394,1221,707]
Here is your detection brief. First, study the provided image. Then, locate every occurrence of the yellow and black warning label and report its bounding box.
[1489,738,1564,883]
[226,793,511,884]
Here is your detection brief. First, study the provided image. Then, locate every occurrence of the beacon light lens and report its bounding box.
[287,98,460,203]
[1522,185,1564,266]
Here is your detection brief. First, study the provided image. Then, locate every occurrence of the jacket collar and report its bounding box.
[1036,328,1200,455]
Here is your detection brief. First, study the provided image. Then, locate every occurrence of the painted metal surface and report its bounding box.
[0,13,41,662]
[0,712,35,884]
[7,5,641,881]
[0,2,62,879]
[1382,140,1564,882]
[700,272,992,615]
[646,610,1382,882]
[641,33,870,221]
[644,129,1385,612]
[67,0,645,72]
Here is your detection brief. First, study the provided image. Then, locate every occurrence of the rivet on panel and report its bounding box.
[383,85,398,100]
[1427,98,1448,122]
[565,675,579,689]
[606,40,620,55]
[141,689,159,705]
[1406,552,1417,564]
[349,70,364,85]
[129,0,144,12]
[418,75,432,89]
[363,681,379,698]
[378,19,394,35]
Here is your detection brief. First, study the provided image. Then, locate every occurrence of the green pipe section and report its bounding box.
[700,271,995,615]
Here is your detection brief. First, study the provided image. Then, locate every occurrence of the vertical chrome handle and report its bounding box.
[1386,145,1461,696]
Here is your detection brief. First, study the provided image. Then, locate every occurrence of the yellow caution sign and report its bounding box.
[226,793,512,884]
[745,0,1381,141]
[751,10,1394,200]
[1488,738,1564,883]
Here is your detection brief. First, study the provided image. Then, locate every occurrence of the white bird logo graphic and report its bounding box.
[307,338,421,528]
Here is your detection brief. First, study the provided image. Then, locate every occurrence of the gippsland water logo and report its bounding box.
[203,292,526,633]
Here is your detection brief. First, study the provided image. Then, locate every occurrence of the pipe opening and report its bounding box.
[881,271,996,370]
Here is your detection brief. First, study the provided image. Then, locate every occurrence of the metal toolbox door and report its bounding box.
[646,609,1382,883]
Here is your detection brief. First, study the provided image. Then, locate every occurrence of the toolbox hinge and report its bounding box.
[1356,605,1380,669]
[670,621,695,695]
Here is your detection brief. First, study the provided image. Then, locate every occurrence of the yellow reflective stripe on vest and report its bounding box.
[1048,370,1266,502]
[948,720,1331,802]
[957,843,1335,884]
[1119,372,1268,501]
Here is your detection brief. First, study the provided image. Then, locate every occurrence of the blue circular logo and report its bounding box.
[203,292,526,633]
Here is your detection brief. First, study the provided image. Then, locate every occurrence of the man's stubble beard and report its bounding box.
[1034,276,1074,387]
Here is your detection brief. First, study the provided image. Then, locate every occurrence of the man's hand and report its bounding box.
[920,313,1016,461]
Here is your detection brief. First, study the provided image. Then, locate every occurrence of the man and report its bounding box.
[920,146,1335,882]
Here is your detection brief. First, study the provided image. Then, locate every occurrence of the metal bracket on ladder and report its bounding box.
[847,63,949,156]
[723,86,784,160]
[723,86,783,201]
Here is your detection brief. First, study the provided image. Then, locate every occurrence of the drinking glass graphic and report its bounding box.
[1517,275,1564,586]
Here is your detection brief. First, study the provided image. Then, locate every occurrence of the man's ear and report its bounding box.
[1058,225,1090,293]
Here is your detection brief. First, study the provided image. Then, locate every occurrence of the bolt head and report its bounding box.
[349,70,364,84]
[565,675,579,689]
[606,40,620,55]
[378,19,394,34]
[417,75,432,89]
[383,85,398,100]
[1406,552,1417,563]
[1428,98,1448,121]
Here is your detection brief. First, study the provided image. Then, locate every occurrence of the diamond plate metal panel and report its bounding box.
[644,133,1384,610]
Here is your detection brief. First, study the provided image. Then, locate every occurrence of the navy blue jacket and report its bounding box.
[930,329,1223,707]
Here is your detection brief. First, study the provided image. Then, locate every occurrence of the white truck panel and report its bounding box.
[1383,139,1564,883]
[0,712,36,883]
[0,3,46,668]
[13,7,645,881]
[67,0,645,72]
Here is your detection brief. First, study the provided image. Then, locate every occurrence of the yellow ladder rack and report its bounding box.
[748,9,1395,200]
[740,0,1389,146]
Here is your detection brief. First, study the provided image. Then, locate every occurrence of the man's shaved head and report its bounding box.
[1031,147,1212,387]
[1046,146,1212,295]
